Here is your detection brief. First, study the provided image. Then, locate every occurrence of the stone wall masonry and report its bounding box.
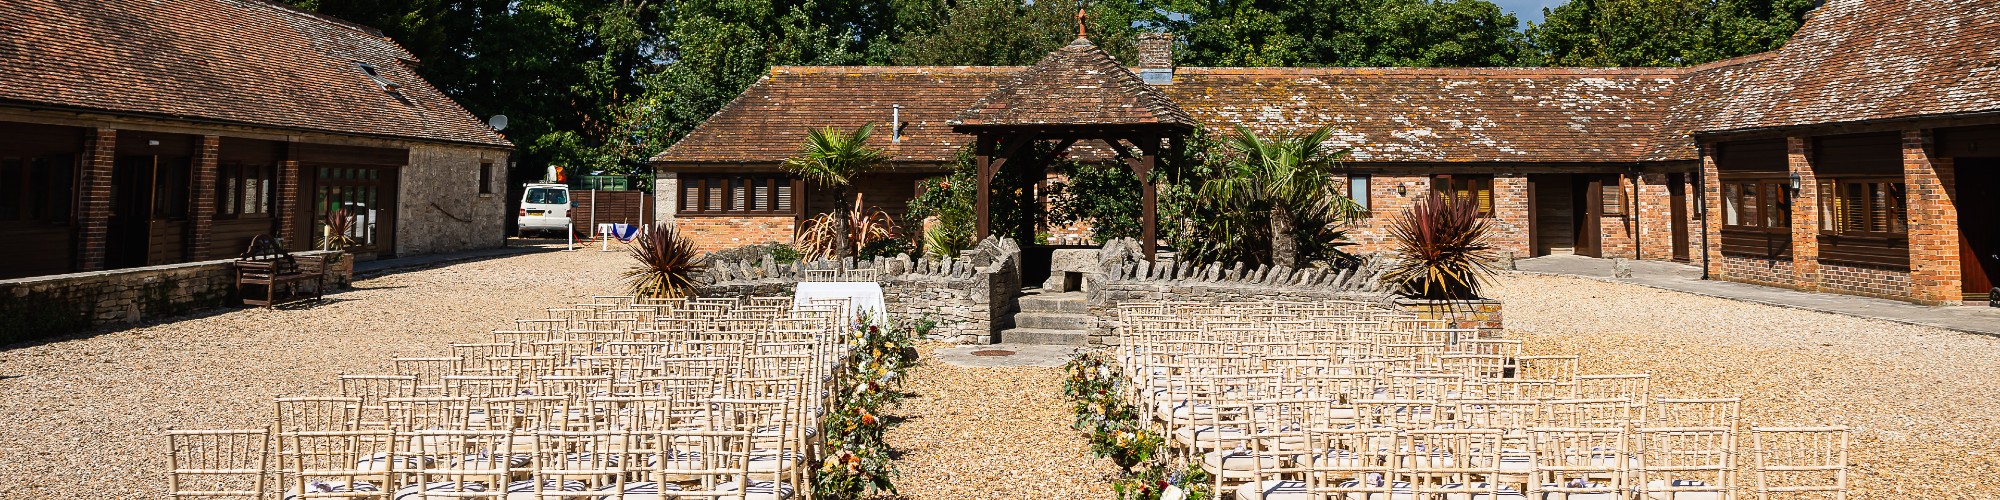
[0,250,352,345]
[696,237,1023,343]
[398,145,509,256]
[1078,239,1413,343]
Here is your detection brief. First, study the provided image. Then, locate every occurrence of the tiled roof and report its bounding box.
[1644,54,1774,161]
[653,66,1019,165]
[0,0,510,148]
[1699,0,2000,133]
[1165,67,1682,163]
[951,38,1196,129]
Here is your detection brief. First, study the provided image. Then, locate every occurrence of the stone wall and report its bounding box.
[398,145,509,256]
[696,238,1023,343]
[0,251,352,345]
[1075,239,1423,343]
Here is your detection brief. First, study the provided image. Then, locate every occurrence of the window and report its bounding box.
[525,187,569,205]
[1601,175,1626,216]
[1818,179,1906,236]
[1722,179,1790,228]
[1347,174,1371,213]
[216,162,274,218]
[153,159,191,220]
[479,162,494,195]
[679,174,797,216]
[1433,174,1493,217]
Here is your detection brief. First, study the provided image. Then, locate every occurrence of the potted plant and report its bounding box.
[313,208,359,287]
[1383,192,1502,332]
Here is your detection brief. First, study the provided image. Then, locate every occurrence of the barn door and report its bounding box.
[1960,159,1999,300]
[1669,173,1691,261]
[1577,175,1604,258]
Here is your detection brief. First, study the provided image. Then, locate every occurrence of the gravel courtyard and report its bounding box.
[0,246,630,499]
[1491,273,2000,499]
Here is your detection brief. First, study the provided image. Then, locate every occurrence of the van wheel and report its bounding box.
[1989,287,1998,308]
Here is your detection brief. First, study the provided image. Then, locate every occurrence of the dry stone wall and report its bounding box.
[696,238,1023,343]
[0,251,352,345]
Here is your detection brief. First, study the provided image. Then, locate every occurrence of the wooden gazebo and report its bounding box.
[948,37,1197,260]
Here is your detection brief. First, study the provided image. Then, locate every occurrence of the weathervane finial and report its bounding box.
[1076,6,1088,38]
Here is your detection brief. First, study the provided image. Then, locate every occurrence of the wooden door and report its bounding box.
[1960,159,1999,299]
[1669,173,1691,261]
[1576,175,1603,258]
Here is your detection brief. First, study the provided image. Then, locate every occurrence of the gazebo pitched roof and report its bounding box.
[950,37,1196,129]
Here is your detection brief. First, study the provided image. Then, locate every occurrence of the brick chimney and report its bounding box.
[1137,33,1174,85]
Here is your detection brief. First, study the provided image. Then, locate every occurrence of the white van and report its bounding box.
[518,183,572,236]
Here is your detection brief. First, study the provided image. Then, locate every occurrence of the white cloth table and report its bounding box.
[792,282,888,324]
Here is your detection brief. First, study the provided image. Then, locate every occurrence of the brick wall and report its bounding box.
[1491,174,1531,258]
[189,135,220,259]
[1635,173,1677,260]
[1701,144,1727,279]
[1788,136,1821,289]
[278,154,302,246]
[1816,261,1912,299]
[1904,129,1961,304]
[75,128,116,271]
[676,215,797,251]
[1720,255,1795,288]
[1345,175,1429,254]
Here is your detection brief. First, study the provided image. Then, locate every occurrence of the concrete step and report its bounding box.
[1018,292,1088,313]
[997,327,1091,346]
[1014,311,1093,330]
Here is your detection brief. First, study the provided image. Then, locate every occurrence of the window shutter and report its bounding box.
[1602,178,1624,216]
[704,182,722,211]
[776,182,794,212]
[754,180,770,211]
[683,183,699,212]
[730,178,747,211]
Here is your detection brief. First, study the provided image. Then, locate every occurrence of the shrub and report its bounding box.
[796,193,900,262]
[623,222,705,298]
[1385,191,1498,300]
[770,243,801,264]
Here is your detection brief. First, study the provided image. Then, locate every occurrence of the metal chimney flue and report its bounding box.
[891,104,902,143]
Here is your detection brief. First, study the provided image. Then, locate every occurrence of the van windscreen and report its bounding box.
[525,188,568,205]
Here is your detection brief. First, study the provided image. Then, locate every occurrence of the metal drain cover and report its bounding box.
[969,349,1016,357]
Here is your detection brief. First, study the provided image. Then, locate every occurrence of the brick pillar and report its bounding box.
[1635,173,1674,261]
[1700,143,1725,279]
[277,153,303,249]
[1787,136,1820,290]
[1491,174,1531,259]
[75,128,117,271]
[1905,129,1961,304]
[189,135,220,259]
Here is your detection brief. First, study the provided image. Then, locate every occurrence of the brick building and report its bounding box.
[653,0,1998,305]
[0,0,513,280]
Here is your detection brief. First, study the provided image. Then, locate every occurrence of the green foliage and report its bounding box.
[771,243,802,264]
[1161,125,1360,268]
[1048,161,1144,244]
[785,124,892,259]
[1526,0,1818,67]
[858,238,913,260]
[1385,192,1498,300]
[1063,352,1211,500]
[1160,0,1528,67]
[814,314,921,498]
[904,145,1033,258]
[892,0,1148,65]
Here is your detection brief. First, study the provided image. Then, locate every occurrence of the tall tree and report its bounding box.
[1526,0,1817,67]
[1156,0,1527,67]
[1204,126,1363,268]
[784,124,891,259]
[893,0,1152,66]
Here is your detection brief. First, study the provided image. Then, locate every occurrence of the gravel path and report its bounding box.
[882,342,1118,500]
[1490,273,2000,499]
[0,246,632,499]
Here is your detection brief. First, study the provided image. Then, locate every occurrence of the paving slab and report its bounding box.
[929,343,1086,368]
[1515,254,2000,337]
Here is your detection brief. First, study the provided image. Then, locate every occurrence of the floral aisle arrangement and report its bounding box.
[1062,352,1212,500]
[813,314,931,499]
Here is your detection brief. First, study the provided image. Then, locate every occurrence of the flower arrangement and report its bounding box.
[813,314,931,499]
[1064,352,1213,500]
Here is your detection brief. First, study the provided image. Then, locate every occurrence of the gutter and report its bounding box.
[1691,109,2000,140]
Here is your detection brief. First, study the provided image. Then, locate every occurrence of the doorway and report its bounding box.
[1576,176,1605,258]
[1959,159,1999,301]
[1669,173,1691,261]
[1530,174,1576,256]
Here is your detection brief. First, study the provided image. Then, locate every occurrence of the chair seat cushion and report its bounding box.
[748,449,803,472]
[284,480,378,500]
[1174,426,1249,449]
[1643,480,1720,500]
[393,482,486,500]
[717,480,796,500]
[1202,449,1286,478]
[1235,480,1311,500]
[502,479,588,499]
[601,480,682,500]
[1436,482,1527,500]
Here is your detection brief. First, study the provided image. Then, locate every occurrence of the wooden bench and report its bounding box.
[233,235,325,307]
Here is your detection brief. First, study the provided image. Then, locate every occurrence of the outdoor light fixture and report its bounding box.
[1789,172,1802,195]
[147,140,159,146]
[1397,183,1408,197]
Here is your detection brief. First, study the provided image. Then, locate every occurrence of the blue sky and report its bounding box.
[1493,0,1563,25]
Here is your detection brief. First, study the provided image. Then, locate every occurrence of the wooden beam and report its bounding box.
[975,134,993,240]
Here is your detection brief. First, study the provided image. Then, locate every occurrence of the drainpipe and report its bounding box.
[1698,158,1711,280]
[1631,168,1641,261]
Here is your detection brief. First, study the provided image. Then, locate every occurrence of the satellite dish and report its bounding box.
[488,114,509,131]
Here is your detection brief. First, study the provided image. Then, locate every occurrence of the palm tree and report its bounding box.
[783,123,890,259]
[1202,125,1364,268]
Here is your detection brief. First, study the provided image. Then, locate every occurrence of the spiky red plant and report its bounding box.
[623,222,706,299]
[1384,192,1498,300]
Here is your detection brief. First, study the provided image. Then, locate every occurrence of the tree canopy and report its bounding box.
[287,0,1813,184]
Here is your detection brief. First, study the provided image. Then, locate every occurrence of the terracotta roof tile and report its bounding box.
[1699,0,2000,133]
[950,38,1196,129]
[1645,54,1773,161]
[1166,67,1682,163]
[0,0,510,148]
[652,66,1019,166]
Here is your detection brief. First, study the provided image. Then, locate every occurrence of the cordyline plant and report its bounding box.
[316,208,359,251]
[622,222,705,299]
[1384,192,1499,300]
[784,123,890,260]
[796,193,900,262]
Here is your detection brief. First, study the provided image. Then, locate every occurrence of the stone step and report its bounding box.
[1014,311,1093,330]
[1018,292,1087,313]
[997,327,1091,346]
